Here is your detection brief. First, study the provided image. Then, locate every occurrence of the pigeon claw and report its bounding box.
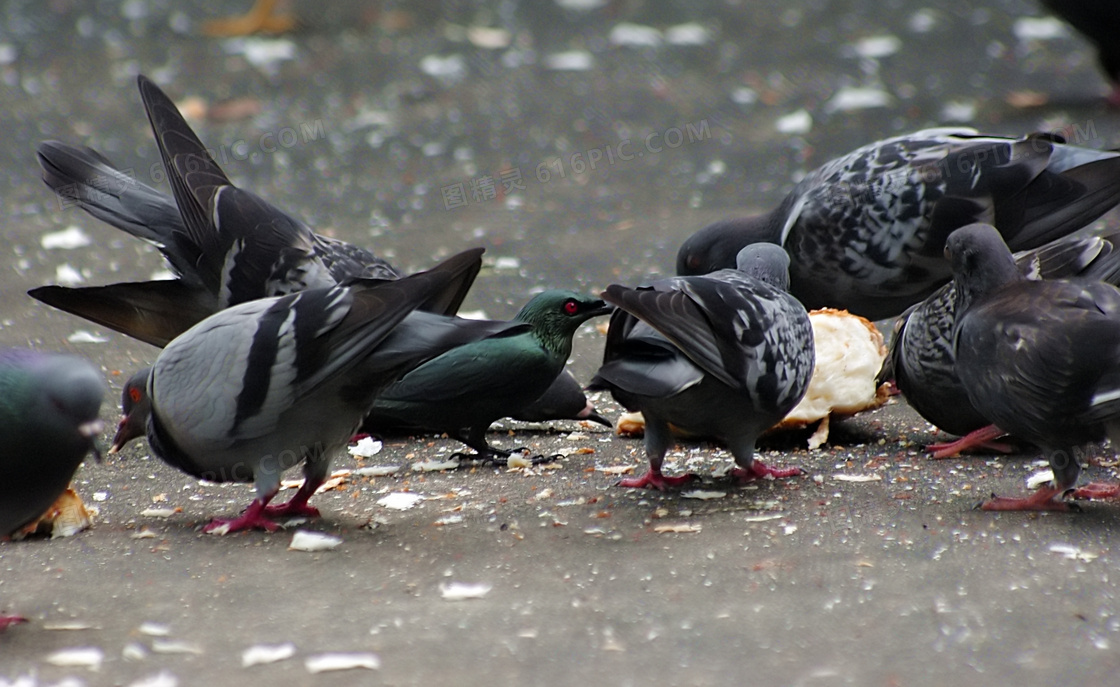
[927,425,1011,459]
[977,485,1078,512]
[616,469,698,491]
[0,614,27,632]
[732,461,803,484]
[202,498,283,534]
[1070,482,1120,501]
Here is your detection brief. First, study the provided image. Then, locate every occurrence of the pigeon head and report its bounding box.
[735,243,791,291]
[945,223,1021,313]
[31,353,105,458]
[676,216,776,276]
[110,367,152,454]
[514,290,612,354]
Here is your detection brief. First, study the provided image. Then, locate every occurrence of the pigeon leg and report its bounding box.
[978,484,1075,511]
[927,425,1011,459]
[1071,482,1120,500]
[263,458,327,519]
[0,614,27,632]
[618,418,697,490]
[731,460,803,484]
[203,480,284,534]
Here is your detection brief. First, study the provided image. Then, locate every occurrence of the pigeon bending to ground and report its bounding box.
[1039,0,1120,106]
[362,290,611,459]
[677,128,1120,320]
[31,75,592,426]
[590,244,814,490]
[948,224,1120,511]
[886,228,1120,458]
[510,369,611,427]
[0,349,104,538]
[109,249,501,534]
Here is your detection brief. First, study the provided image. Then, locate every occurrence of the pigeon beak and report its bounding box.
[583,410,614,429]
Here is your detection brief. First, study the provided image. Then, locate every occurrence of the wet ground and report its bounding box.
[4,0,1120,684]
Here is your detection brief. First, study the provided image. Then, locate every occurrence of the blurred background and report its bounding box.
[2,0,1117,375]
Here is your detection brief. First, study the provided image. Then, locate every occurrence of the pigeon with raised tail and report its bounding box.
[677,128,1120,320]
[591,244,814,490]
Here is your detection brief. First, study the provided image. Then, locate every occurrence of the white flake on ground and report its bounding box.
[45,647,104,669]
[138,622,171,636]
[41,226,92,250]
[67,330,109,343]
[289,530,343,552]
[850,35,901,59]
[665,23,711,46]
[242,643,297,667]
[304,653,381,673]
[776,109,812,135]
[354,465,400,477]
[544,51,594,71]
[681,490,726,500]
[609,23,662,47]
[127,671,178,687]
[347,437,383,457]
[825,86,893,112]
[377,492,424,510]
[55,264,84,285]
[440,582,493,600]
[1012,16,1067,41]
[833,474,882,482]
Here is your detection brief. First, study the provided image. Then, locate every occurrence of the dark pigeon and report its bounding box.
[948,224,1120,510]
[1039,0,1120,106]
[362,291,611,460]
[0,349,104,539]
[511,370,612,428]
[887,227,1120,458]
[677,128,1120,320]
[590,244,814,490]
[30,76,575,427]
[108,249,514,534]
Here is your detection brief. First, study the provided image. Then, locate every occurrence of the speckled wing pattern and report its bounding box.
[890,232,1120,435]
[602,269,814,415]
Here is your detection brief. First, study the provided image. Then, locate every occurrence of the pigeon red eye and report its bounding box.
[563,300,579,316]
[129,387,143,404]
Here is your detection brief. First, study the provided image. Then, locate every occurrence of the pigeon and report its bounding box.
[108,248,505,533]
[30,74,402,347]
[362,290,611,459]
[948,223,1120,511]
[510,370,612,427]
[0,349,104,538]
[590,244,814,490]
[31,76,577,426]
[677,128,1120,320]
[1039,0,1120,106]
[887,227,1120,458]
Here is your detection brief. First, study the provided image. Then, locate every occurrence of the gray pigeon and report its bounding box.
[0,349,104,539]
[677,128,1120,320]
[109,249,505,533]
[948,224,1120,510]
[590,244,814,490]
[887,228,1120,458]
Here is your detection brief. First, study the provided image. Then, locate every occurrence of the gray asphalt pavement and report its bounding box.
[3,1,1120,685]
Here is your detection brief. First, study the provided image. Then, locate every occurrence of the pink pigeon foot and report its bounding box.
[1071,481,1120,501]
[0,615,27,632]
[731,460,803,484]
[262,477,322,518]
[978,484,1074,512]
[928,425,1012,459]
[203,498,282,534]
[617,468,698,490]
